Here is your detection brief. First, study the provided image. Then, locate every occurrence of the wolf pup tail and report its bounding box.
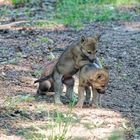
[34,74,52,83]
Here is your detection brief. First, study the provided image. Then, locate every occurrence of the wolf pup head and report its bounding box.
[80,35,101,61]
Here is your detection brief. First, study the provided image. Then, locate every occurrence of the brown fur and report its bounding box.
[76,64,109,108]
[36,60,74,99]
[36,61,56,95]
[35,36,101,104]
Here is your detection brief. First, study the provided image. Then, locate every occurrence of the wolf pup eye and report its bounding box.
[97,75,102,80]
[102,85,105,88]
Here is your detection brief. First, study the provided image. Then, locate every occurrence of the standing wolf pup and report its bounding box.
[35,35,102,104]
[76,63,109,108]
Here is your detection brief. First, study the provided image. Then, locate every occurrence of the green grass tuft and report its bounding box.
[107,130,124,140]
[54,0,139,27]
[11,0,31,6]
[17,126,46,140]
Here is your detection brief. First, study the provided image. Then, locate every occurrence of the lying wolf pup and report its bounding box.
[76,63,109,108]
[35,36,102,104]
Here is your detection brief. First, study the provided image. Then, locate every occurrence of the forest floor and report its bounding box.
[0,1,140,140]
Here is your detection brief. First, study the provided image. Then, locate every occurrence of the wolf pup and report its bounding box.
[35,36,101,104]
[36,60,75,102]
[36,60,56,96]
[76,63,109,108]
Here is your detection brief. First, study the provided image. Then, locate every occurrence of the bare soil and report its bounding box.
[0,2,140,140]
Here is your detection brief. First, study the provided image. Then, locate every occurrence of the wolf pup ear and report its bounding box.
[81,35,87,43]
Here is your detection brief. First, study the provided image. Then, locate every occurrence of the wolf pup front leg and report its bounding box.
[91,87,101,108]
[75,85,85,108]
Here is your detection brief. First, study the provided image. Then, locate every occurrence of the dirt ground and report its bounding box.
[0,1,140,140]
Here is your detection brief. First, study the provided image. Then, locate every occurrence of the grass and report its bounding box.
[3,94,78,140]
[2,96,138,140]
[32,21,62,29]
[107,130,124,140]
[11,0,140,7]
[0,0,139,28]
[48,104,79,140]
[16,109,79,140]
[3,94,35,109]
[17,126,46,140]
[11,0,31,7]
[84,120,105,129]
[54,0,139,27]
[29,35,54,47]
[32,69,42,78]
[114,59,123,72]
[105,122,136,140]
[86,0,139,5]
[1,52,25,65]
